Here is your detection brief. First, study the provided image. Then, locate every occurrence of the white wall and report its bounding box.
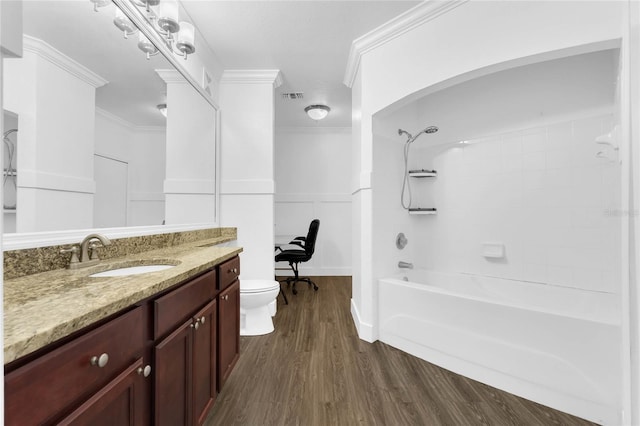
[219,71,280,280]
[129,127,165,226]
[94,110,166,227]
[0,0,21,58]
[628,1,640,423]
[274,127,352,276]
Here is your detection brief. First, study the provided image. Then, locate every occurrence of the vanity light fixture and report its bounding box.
[138,32,159,60]
[132,0,160,11]
[175,22,196,59]
[157,0,180,34]
[90,0,110,12]
[91,0,196,61]
[113,8,138,39]
[157,104,167,117]
[305,105,331,121]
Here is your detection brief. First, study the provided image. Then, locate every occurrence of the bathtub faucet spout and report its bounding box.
[398,261,413,269]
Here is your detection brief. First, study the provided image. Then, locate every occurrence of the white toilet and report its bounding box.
[239,279,280,336]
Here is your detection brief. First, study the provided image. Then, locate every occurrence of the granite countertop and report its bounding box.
[4,236,242,364]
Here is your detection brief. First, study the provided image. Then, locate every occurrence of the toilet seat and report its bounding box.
[240,279,280,294]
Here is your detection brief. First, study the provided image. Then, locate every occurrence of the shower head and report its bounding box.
[398,128,413,139]
[400,125,438,143]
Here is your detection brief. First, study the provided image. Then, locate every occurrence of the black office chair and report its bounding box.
[275,219,320,296]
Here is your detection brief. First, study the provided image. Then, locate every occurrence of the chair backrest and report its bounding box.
[304,219,320,256]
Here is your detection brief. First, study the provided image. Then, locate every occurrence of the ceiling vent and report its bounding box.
[281,92,304,100]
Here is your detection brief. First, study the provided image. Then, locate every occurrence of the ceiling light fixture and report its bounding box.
[157,104,167,117]
[305,105,331,121]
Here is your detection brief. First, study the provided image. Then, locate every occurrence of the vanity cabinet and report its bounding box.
[4,256,241,425]
[217,257,240,391]
[4,306,148,425]
[154,269,217,426]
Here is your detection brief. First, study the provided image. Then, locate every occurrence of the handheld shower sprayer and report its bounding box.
[398,126,438,144]
[399,124,439,210]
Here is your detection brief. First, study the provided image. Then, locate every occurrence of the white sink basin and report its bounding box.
[89,264,175,278]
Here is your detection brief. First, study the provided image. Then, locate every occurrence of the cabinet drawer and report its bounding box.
[154,269,216,340]
[5,307,144,425]
[218,256,240,290]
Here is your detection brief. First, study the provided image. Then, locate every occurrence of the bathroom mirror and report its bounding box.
[2,0,218,246]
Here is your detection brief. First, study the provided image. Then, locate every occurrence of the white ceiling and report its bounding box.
[181,1,421,128]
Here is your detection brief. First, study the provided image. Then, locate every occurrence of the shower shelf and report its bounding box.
[409,169,437,178]
[408,208,437,215]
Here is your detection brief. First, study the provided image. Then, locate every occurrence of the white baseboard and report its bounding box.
[350,299,376,343]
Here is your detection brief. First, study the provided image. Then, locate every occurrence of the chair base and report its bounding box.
[282,276,319,295]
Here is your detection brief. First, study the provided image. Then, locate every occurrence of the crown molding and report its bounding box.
[135,125,166,133]
[220,70,283,88]
[95,107,135,130]
[343,0,468,88]
[155,68,188,84]
[23,35,108,88]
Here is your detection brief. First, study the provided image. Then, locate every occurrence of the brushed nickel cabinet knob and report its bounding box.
[137,365,152,377]
[90,353,109,368]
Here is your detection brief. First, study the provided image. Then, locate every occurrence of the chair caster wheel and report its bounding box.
[313,286,318,291]
[292,289,298,295]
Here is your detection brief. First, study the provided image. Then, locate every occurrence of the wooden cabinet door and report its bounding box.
[217,280,240,391]
[58,358,147,426]
[5,307,144,426]
[154,320,193,426]
[192,300,217,425]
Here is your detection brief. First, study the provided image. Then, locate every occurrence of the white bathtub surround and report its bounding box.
[412,114,621,294]
[379,270,622,425]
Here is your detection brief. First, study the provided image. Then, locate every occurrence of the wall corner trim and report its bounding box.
[343,0,468,88]
[221,69,283,88]
[23,35,108,88]
[351,299,377,343]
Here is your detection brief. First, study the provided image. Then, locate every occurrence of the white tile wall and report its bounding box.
[413,114,621,293]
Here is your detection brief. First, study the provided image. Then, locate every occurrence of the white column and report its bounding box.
[4,36,106,232]
[157,69,216,225]
[219,70,282,280]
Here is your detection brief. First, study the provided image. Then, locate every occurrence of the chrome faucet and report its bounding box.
[61,233,112,269]
[398,261,413,269]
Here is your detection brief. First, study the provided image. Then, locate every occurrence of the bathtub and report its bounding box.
[378,270,622,425]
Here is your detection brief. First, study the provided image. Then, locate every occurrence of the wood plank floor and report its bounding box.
[205,276,597,426]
